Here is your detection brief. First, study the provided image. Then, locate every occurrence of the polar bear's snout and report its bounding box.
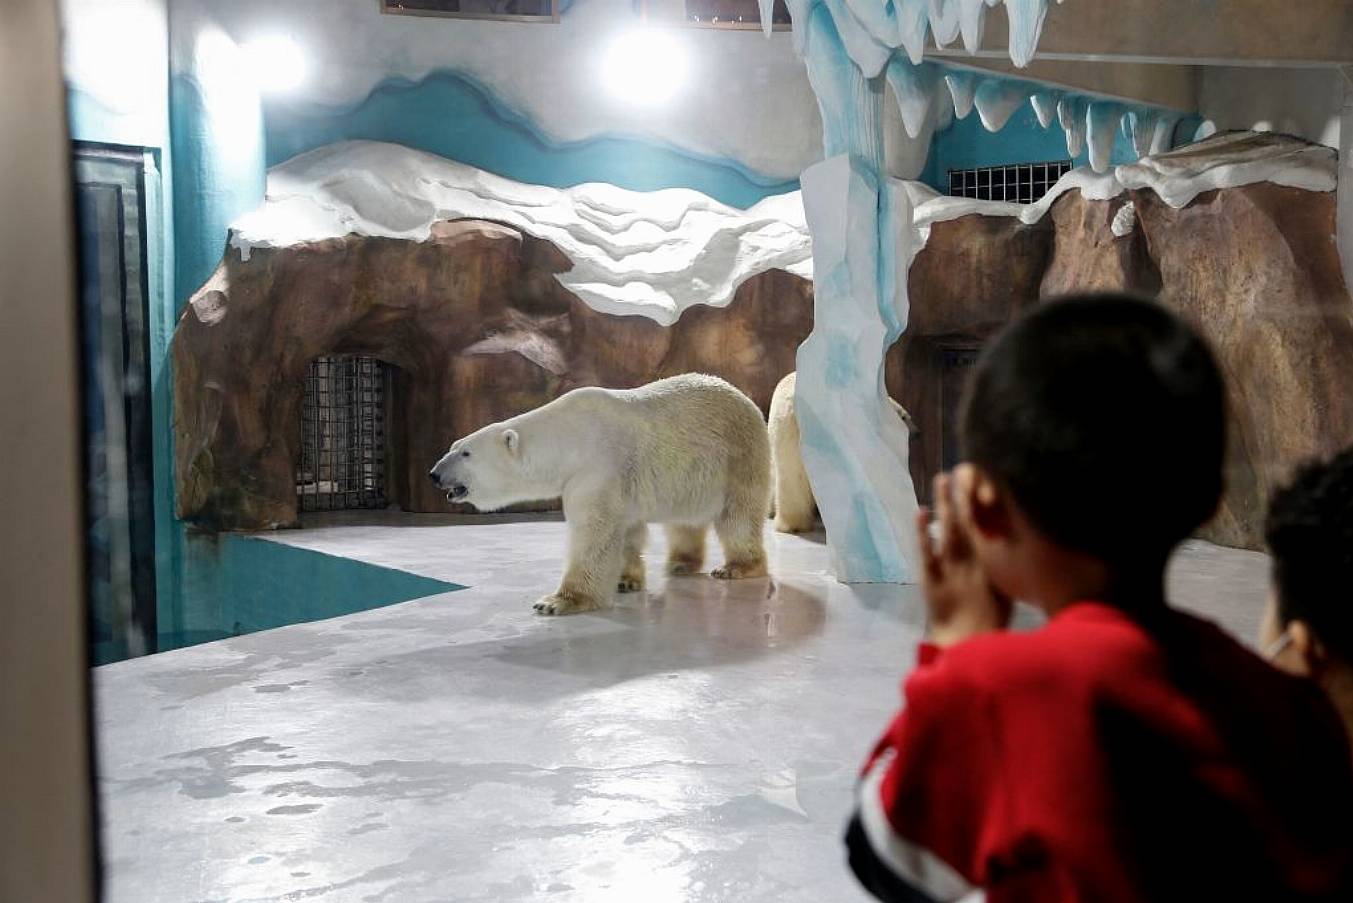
[427,467,467,498]
[430,446,476,504]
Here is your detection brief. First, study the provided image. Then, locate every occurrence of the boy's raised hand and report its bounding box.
[917,470,1013,647]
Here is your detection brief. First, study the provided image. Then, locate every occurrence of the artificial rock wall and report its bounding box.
[891,177,1353,550]
[173,222,813,530]
[175,144,1353,549]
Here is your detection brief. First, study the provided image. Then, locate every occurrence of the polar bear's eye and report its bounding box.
[461,450,470,458]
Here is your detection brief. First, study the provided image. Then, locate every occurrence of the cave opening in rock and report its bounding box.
[295,355,397,513]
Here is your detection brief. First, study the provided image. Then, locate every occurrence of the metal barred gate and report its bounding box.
[296,356,389,512]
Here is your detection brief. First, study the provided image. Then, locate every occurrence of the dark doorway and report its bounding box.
[939,346,981,473]
[73,143,157,664]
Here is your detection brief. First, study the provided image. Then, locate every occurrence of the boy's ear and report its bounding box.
[503,429,519,455]
[1290,620,1327,677]
[954,463,1013,540]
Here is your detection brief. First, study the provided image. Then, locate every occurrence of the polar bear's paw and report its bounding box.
[711,559,769,580]
[617,574,645,593]
[773,516,814,534]
[666,558,702,576]
[533,590,603,616]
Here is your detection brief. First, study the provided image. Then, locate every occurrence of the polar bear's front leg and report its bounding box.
[534,491,626,616]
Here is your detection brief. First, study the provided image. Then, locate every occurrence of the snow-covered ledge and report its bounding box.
[229,141,813,327]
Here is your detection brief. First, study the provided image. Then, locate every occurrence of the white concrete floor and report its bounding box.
[95,514,1270,903]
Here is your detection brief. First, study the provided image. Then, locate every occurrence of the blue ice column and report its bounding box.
[795,5,921,583]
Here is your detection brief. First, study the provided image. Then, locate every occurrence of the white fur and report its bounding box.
[769,371,915,534]
[430,374,772,615]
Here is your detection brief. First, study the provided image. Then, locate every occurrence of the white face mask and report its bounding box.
[1264,629,1294,662]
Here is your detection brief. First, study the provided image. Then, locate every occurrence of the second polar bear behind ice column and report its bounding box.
[429,374,771,616]
[769,371,916,534]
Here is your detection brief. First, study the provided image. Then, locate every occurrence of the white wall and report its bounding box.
[1199,66,1344,149]
[185,0,835,181]
[61,0,170,147]
[1201,66,1352,291]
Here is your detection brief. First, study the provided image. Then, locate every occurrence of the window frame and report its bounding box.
[639,0,793,32]
[380,0,562,26]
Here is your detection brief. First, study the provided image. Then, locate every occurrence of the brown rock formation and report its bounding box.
[1039,193,1160,297]
[175,134,1353,549]
[173,221,814,530]
[1132,183,1353,547]
[887,212,1054,503]
[905,169,1353,548]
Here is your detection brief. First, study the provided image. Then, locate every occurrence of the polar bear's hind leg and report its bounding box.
[618,522,647,592]
[664,524,707,575]
[712,511,768,579]
[711,447,770,580]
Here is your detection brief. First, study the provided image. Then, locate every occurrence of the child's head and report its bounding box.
[1261,446,1353,682]
[954,294,1226,607]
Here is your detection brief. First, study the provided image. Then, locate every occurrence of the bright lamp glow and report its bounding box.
[602,28,688,106]
[242,35,308,94]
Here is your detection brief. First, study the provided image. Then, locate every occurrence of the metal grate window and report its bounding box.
[947,160,1073,204]
[296,356,388,512]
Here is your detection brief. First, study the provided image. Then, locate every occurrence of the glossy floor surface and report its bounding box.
[95,514,1269,903]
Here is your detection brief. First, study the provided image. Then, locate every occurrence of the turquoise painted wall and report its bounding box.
[263,70,799,210]
[922,102,1147,193]
[170,73,267,308]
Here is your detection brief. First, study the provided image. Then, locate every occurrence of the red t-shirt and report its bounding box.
[845,602,1353,902]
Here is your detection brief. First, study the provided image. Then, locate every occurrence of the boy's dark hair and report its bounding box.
[1265,446,1353,663]
[960,294,1226,566]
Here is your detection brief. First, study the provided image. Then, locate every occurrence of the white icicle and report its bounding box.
[927,0,962,46]
[1056,94,1077,131]
[959,0,987,53]
[933,78,955,130]
[1086,101,1122,173]
[1150,114,1179,155]
[1059,96,1087,157]
[1058,96,1093,157]
[1030,90,1057,128]
[757,0,777,37]
[1003,0,1050,68]
[785,0,813,56]
[973,78,1027,132]
[945,70,976,119]
[897,0,931,64]
[886,59,937,139]
[1129,109,1157,159]
[822,0,893,77]
[842,0,901,48]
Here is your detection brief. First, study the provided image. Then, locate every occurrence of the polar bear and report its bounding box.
[429,373,772,615]
[769,371,916,534]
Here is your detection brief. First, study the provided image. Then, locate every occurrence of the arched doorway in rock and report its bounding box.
[891,336,983,507]
[295,355,401,514]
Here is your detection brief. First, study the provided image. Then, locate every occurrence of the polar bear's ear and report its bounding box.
[503,429,519,456]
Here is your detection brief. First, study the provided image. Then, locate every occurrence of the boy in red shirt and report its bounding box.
[845,295,1353,902]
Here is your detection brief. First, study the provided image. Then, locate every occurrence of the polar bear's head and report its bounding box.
[429,425,524,512]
